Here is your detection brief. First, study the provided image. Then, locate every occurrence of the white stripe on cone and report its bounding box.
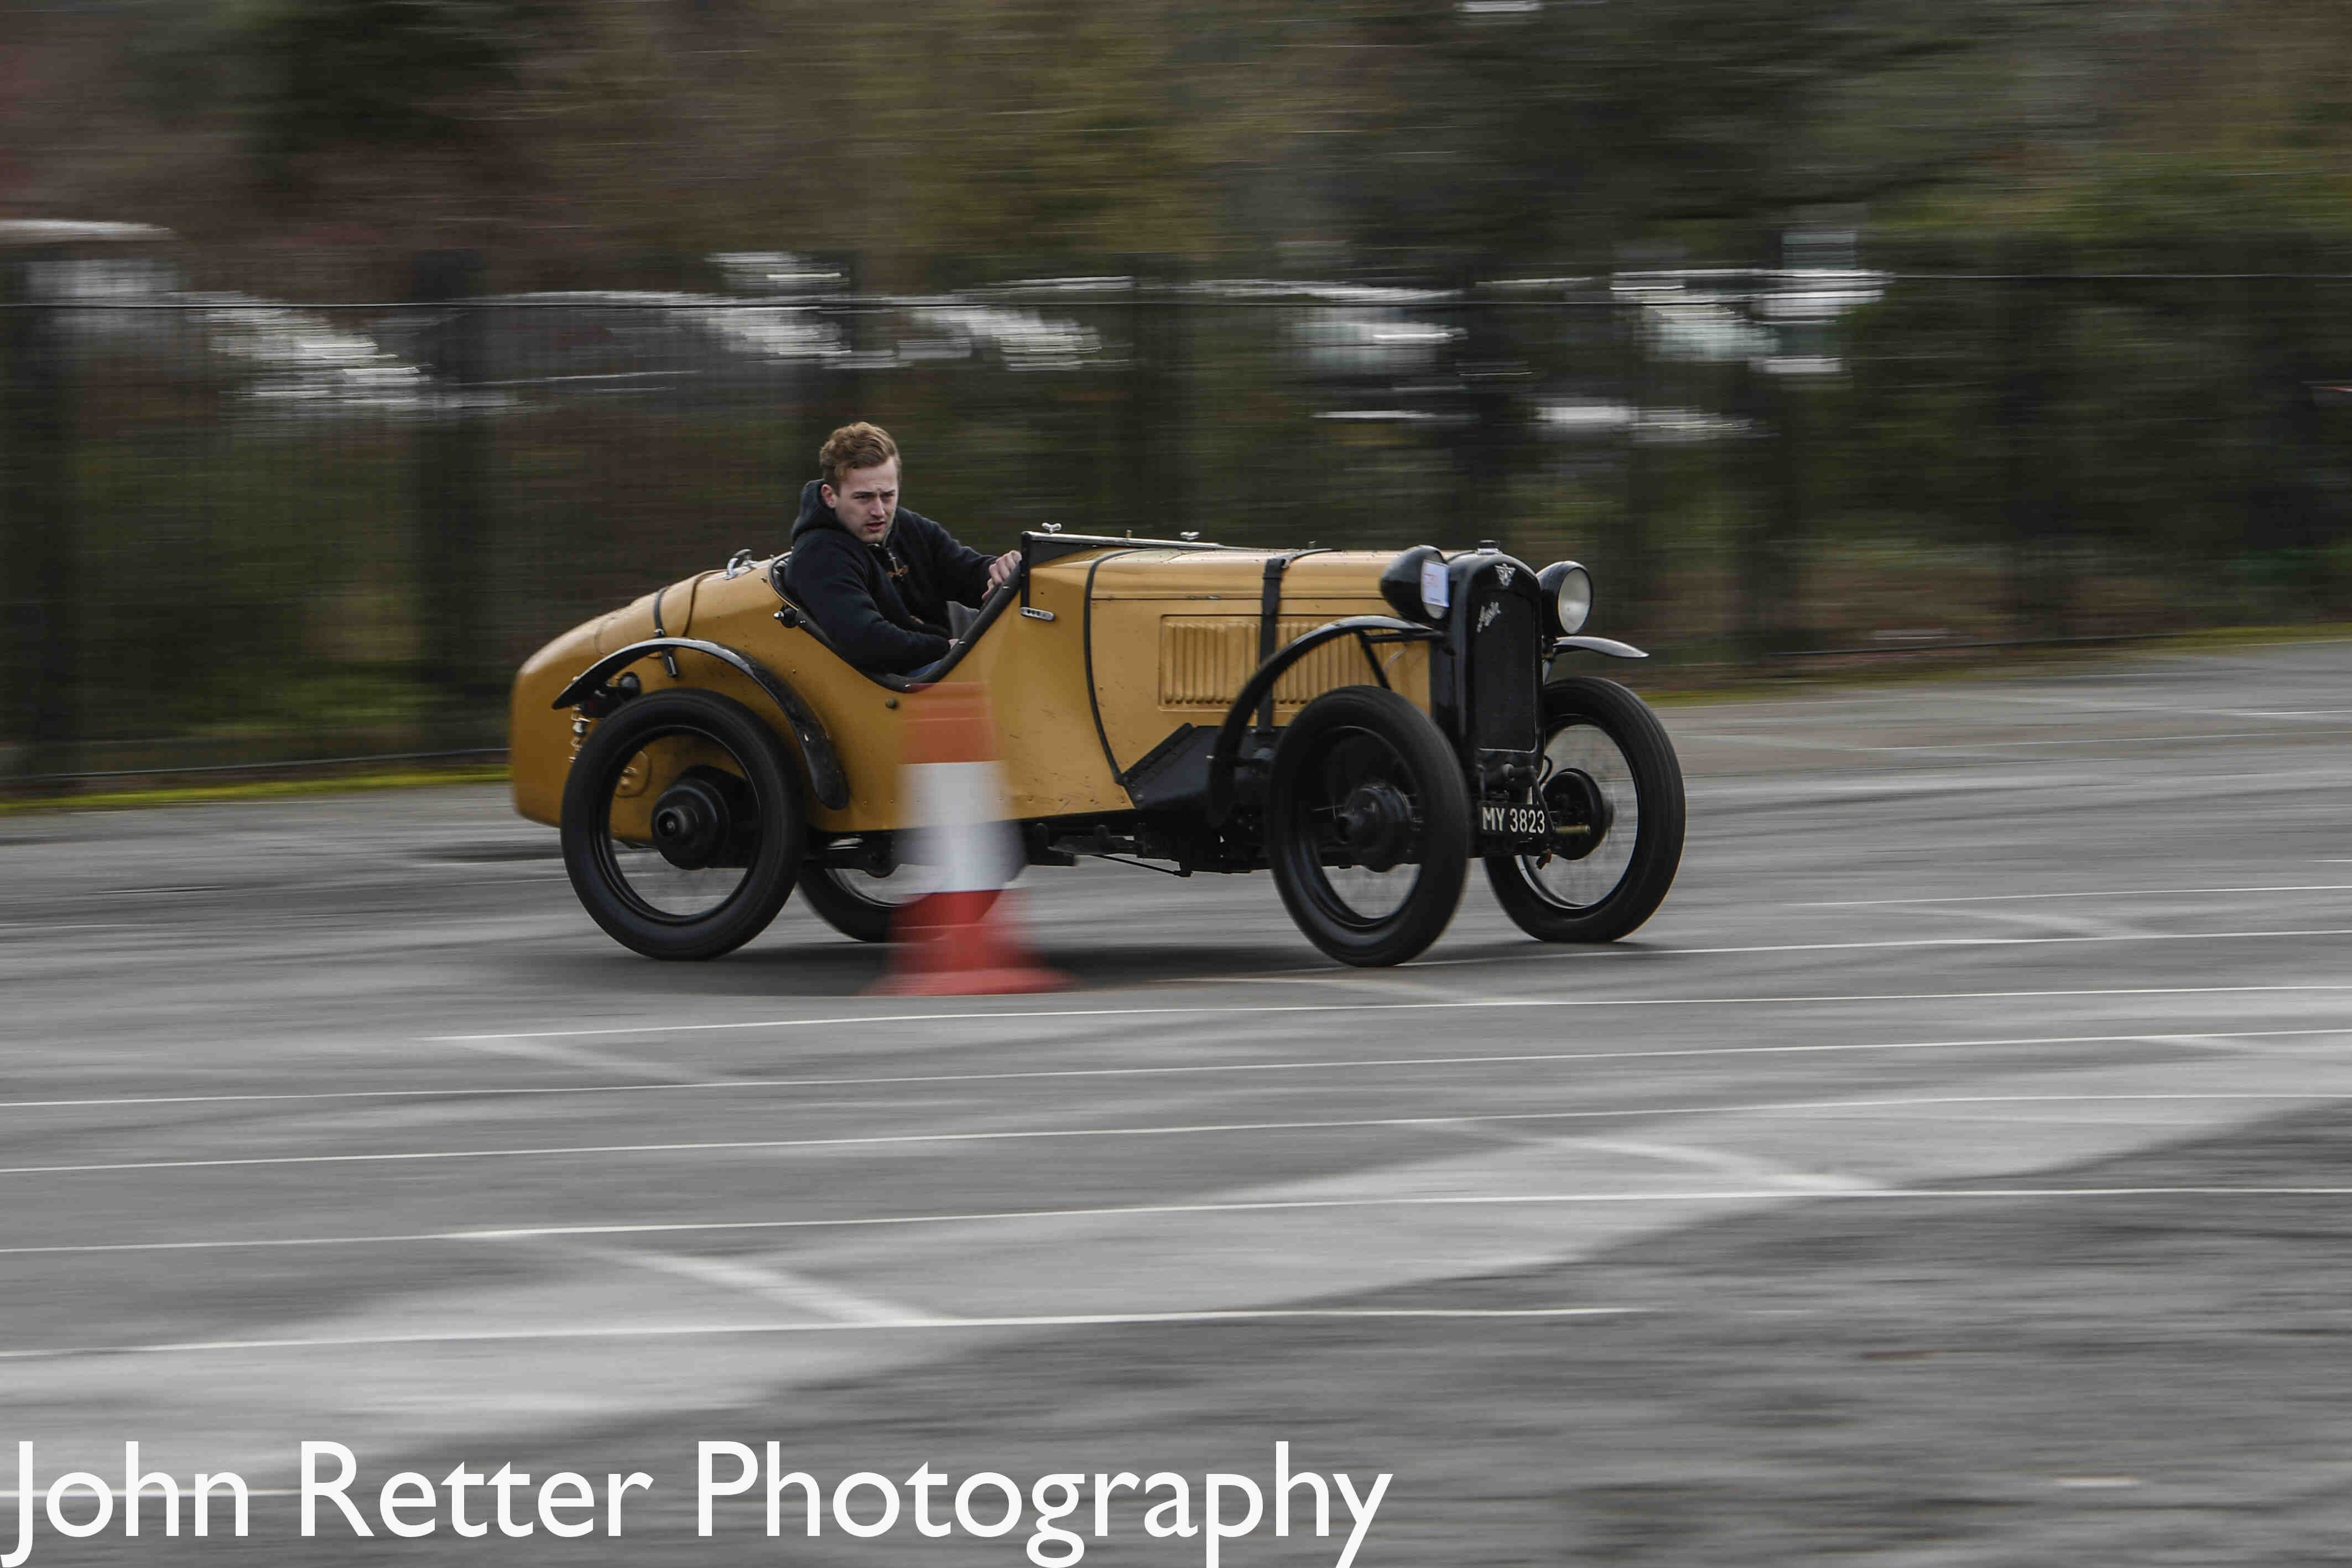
[905,760,1022,894]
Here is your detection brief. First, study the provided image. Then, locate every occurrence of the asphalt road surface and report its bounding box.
[5,638,2351,1566]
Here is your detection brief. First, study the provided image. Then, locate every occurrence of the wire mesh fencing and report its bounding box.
[5,243,2350,785]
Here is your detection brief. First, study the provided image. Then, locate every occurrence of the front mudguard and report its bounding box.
[1201,616,1440,824]
[1549,635,1647,660]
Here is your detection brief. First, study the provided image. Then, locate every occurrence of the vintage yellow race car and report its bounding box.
[508,532,1684,966]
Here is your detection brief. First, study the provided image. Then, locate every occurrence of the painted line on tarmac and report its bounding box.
[0,1305,1642,1362]
[1677,725,2352,756]
[1400,926,2352,968]
[3,1091,2348,1181]
[1897,726,2352,752]
[5,1027,2345,1116]
[447,1030,690,1085]
[1966,694,2352,721]
[419,979,2352,1048]
[1685,764,2333,801]
[549,1236,917,1326]
[1798,884,2352,908]
[11,1181,2352,1263]
[1679,732,1921,756]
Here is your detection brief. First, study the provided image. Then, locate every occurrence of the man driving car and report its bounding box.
[783,423,1018,679]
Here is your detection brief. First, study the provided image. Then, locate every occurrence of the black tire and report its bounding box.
[1484,676,1683,942]
[793,859,1001,944]
[560,689,804,960]
[1266,685,1472,967]
[793,863,903,944]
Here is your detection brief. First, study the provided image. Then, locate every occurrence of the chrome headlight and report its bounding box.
[1538,561,1592,635]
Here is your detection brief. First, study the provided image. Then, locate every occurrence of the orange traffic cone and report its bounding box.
[868,683,1071,996]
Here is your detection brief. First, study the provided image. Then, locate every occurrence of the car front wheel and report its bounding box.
[560,688,804,960]
[1265,685,1471,967]
[1484,676,1683,942]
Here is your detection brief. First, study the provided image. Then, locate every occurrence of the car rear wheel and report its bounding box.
[1266,685,1471,967]
[560,689,804,960]
[794,857,1002,944]
[1484,676,1683,942]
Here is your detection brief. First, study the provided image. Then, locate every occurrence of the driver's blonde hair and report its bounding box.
[819,423,899,489]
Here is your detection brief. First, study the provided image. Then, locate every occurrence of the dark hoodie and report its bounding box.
[783,478,996,675]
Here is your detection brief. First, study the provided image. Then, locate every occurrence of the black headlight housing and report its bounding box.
[1379,545,1449,624]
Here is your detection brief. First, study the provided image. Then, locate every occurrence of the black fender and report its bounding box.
[551,638,849,810]
[1550,635,1647,660]
[1203,616,1440,824]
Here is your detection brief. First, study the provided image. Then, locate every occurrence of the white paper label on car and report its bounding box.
[1419,559,1450,617]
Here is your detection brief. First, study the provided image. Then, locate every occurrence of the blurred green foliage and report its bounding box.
[0,0,2341,268]
[244,0,544,166]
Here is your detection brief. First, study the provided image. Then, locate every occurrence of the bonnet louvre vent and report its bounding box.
[1158,617,1382,709]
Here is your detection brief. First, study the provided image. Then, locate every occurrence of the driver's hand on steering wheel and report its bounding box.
[986,549,1021,591]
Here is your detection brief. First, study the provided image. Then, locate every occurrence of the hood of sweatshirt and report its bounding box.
[790,478,842,543]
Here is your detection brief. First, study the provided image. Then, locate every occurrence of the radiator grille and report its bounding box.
[1158,617,1384,709]
[1468,588,1539,753]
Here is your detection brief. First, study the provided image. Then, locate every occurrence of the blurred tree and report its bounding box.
[241,0,554,192]
[7,0,2346,271]
[248,0,533,153]
[1293,0,2082,267]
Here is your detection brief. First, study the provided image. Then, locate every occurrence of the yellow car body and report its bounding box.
[512,543,1432,835]
[512,532,1682,966]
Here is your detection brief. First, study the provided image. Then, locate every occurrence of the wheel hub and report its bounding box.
[649,775,733,869]
[1542,768,1612,862]
[1334,779,1415,872]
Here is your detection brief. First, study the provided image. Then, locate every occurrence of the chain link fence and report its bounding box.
[5,240,2350,786]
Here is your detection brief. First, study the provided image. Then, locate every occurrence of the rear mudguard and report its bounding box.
[551,637,848,810]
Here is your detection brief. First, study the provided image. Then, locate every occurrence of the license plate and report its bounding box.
[1479,803,1547,837]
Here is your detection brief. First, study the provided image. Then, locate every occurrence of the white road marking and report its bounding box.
[1926,905,2151,942]
[1693,763,2347,794]
[1679,732,1916,756]
[1800,884,2352,908]
[1224,967,1488,1003]
[2130,1033,2283,1056]
[0,1305,1643,1362]
[1208,972,1445,986]
[1685,726,2352,754]
[1966,694,2352,721]
[441,1032,687,1083]
[6,1181,2352,1263]
[1897,726,2352,751]
[3,1027,2341,1116]
[420,980,2352,1047]
[1402,926,2352,967]
[1453,1131,1872,1194]
[548,1239,914,1326]
[428,999,1565,1044]
[5,1091,2348,1180]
